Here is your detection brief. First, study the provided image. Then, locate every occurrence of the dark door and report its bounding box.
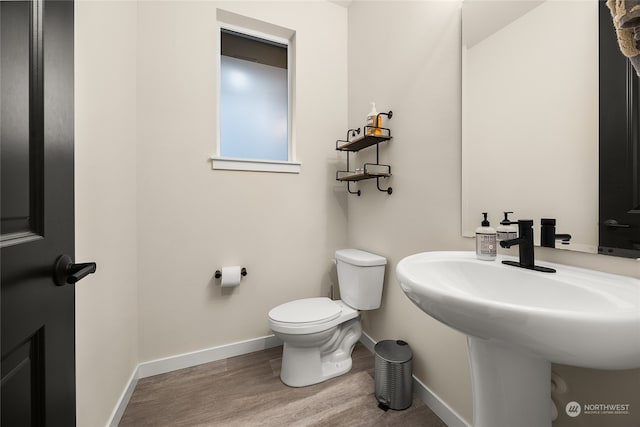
[599,0,640,258]
[1,0,77,425]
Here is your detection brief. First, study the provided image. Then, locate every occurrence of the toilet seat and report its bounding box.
[268,297,358,335]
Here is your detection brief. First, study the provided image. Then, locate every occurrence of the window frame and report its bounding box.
[212,18,300,174]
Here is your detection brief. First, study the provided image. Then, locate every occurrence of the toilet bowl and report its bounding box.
[269,298,362,387]
[268,249,386,387]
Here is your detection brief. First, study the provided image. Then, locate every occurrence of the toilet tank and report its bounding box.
[335,249,387,310]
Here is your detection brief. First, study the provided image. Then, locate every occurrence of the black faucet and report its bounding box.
[540,218,571,248]
[499,219,556,273]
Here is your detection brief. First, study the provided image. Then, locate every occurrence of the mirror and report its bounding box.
[461,0,599,254]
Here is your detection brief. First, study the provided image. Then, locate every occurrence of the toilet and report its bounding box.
[268,249,386,387]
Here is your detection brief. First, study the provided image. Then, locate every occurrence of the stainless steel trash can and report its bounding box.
[374,339,413,410]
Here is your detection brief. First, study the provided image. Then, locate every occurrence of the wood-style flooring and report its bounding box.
[119,343,448,426]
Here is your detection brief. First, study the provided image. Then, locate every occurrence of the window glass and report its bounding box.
[220,30,288,161]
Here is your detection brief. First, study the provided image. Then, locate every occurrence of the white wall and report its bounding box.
[348,1,474,422]
[75,1,139,426]
[136,1,349,362]
[347,2,640,426]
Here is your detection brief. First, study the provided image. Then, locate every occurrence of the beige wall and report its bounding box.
[136,1,349,362]
[347,1,640,426]
[75,2,348,424]
[75,1,139,426]
[348,1,474,422]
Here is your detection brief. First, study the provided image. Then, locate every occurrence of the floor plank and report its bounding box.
[119,343,448,426]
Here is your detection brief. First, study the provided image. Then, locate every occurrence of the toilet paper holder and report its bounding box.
[215,267,247,279]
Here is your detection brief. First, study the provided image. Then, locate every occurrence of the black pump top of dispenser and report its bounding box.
[501,211,514,225]
[481,212,490,227]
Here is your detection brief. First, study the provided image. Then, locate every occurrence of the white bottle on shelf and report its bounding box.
[366,102,379,135]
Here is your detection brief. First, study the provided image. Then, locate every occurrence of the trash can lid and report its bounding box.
[374,339,413,363]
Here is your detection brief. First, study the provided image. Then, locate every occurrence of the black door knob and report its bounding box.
[54,255,97,286]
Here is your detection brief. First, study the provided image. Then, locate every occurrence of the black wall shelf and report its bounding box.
[337,133,391,152]
[335,111,393,196]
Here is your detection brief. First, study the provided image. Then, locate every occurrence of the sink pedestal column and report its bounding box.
[468,336,551,427]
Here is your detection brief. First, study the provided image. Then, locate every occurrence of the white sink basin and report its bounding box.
[396,251,640,427]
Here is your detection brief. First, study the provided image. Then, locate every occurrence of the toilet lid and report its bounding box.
[268,297,341,324]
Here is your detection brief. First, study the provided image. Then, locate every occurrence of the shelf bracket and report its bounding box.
[376,177,392,195]
[347,181,361,196]
[378,110,392,120]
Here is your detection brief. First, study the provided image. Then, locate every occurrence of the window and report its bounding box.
[213,15,299,173]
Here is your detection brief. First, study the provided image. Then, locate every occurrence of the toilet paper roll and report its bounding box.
[220,266,242,287]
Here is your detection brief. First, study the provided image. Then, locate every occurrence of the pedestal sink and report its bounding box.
[396,251,640,427]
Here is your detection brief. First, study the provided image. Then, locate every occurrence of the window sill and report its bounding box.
[211,157,301,174]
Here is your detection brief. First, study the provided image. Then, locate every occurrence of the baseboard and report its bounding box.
[108,368,139,427]
[359,330,377,353]
[137,334,282,379]
[412,376,471,427]
[358,332,471,427]
[108,335,283,426]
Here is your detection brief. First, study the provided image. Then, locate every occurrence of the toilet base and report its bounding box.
[279,318,362,387]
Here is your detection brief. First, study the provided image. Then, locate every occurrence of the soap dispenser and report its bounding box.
[475,212,497,261]
[366,102,382,135]
[496,211,517,242]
